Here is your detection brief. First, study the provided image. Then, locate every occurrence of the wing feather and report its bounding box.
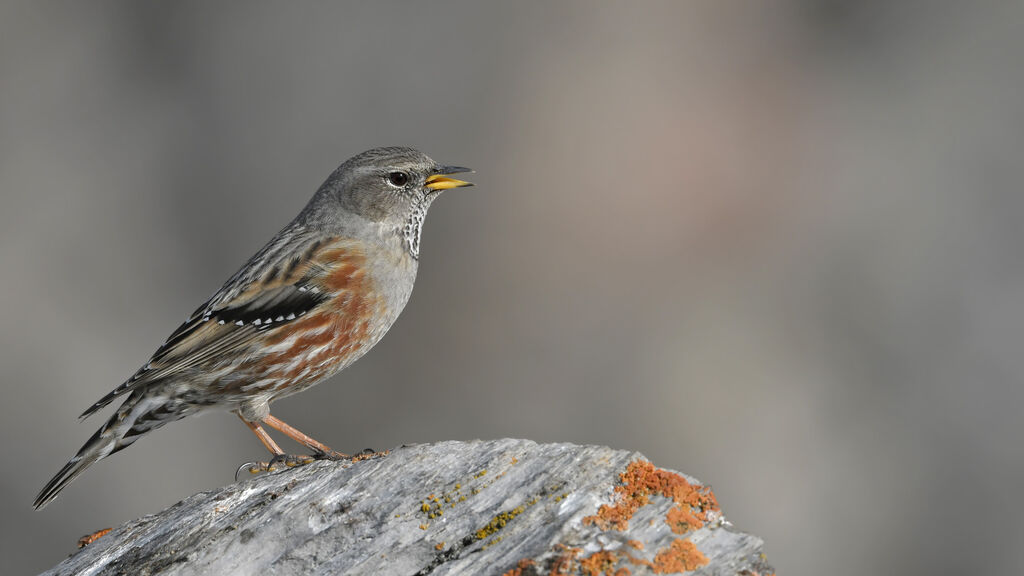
[80,235,353,419]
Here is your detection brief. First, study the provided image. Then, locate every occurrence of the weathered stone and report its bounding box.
[44,439,773,576]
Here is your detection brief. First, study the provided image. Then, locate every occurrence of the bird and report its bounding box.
[34,147,472,509]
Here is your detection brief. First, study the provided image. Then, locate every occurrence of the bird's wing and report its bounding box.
[80,234,362,419]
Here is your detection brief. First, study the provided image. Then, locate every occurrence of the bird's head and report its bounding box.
[311,147,472,259]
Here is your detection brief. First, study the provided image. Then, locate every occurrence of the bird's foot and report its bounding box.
[310,448,349,461]
[311,447,389,462]
[268,453,317,469]
[350,447,390,462]
[236,454,316,479]
[235,449,389,480]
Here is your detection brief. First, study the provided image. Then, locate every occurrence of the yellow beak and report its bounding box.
[425,168,473,191]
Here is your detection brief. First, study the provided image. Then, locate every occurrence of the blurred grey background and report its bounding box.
[2,1,1022,574]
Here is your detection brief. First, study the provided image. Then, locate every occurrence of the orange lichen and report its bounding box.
[652,539,708,574]
[505,536,711,576]
[626,554,654,569]
[548,544,582,575]
[579,550,618,576]
[583,460,718,532]
[665,505,702,534]
[77,527,111,548]
[502,558,536,576]
[503,461,720,575]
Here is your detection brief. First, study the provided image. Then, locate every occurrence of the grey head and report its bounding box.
[301,147,472,259]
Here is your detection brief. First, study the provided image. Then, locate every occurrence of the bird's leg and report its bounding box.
[262,414,350,460]
[238,414,314,474]
[241,416,285,455]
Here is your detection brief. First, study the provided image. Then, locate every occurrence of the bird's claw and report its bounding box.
[235,454,315,480]
[310,447,388,462]
[235,461,258,481]
[311,449,350,461]
[235,449,389,481]
[351,447,389,461]
[269,453,316,468]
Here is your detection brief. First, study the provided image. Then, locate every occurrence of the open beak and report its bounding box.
[425,166,474,191]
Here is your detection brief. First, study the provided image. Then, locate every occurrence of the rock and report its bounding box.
[44,439,774,576]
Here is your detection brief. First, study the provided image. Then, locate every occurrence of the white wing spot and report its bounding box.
[254,319,262,326]
[235,321,244,326]
[285,313,296,320]
[298,286,308,292]
[275,316,284,322]
[218,320,226,325]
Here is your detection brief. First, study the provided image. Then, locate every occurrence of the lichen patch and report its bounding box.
[652,539,708,573]
[582,460,718,533]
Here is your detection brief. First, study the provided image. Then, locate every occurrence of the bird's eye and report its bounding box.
[387,171,409,187]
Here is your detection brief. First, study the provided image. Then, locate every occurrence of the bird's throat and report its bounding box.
[402,199,430,260]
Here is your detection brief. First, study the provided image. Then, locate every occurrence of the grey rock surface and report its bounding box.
[44,439,773,576]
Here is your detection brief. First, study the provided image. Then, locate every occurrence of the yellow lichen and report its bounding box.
[474,498,538,540]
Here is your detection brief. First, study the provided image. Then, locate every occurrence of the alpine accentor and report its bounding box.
[34,147,471,508]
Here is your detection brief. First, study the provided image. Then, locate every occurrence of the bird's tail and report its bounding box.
[34,390,179,509]
[34,419,120,509]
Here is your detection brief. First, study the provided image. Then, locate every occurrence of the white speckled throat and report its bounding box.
[402,195,432,260]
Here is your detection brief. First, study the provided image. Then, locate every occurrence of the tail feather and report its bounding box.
[79,389,123,420]
[34,427,113,509]
[35,391,178,509]
[79,375,150,420]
